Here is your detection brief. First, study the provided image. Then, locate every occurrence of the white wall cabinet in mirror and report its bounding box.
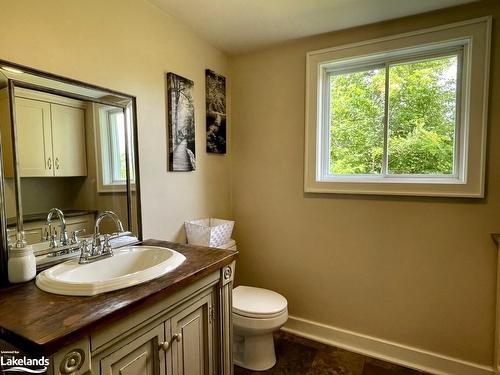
[50,103,87,176]
[14,97,52,177]
[12,89,87,177]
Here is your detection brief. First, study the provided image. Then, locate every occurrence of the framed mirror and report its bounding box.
[0,60,142,282]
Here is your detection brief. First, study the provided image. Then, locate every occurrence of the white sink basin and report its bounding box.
[36,246,186,296]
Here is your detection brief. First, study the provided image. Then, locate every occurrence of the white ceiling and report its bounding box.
[149,0,477,54]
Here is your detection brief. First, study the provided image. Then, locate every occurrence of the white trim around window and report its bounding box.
[304,17,492,197]
[93,103,136,193]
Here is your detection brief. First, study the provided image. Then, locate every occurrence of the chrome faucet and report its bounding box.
[79,211,125,264]
[46,208,69,248]
[94,210,124,237]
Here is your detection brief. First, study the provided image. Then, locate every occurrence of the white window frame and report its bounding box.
[304,17,491,197]
[94,104,135,193]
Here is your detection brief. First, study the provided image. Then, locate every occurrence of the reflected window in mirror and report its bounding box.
[96,105,135,192]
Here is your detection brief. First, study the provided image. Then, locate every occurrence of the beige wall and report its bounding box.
[0,0,232,242]
[20,178,86,215]
[231,1,499,367]
[1,0,499,369]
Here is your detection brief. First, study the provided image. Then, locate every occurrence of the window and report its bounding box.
[95,104,135,192]
[305,17,491,197]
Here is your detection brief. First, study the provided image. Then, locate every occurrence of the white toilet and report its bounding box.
[218,240,288,371]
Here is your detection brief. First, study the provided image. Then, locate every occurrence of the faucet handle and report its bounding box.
[48,227,58,248]
[79,240,91,263]
[91,233,102,255]
[71,229,86,244]
[102,234,113,256]
[49,235,57,248]
[42,227,49,241]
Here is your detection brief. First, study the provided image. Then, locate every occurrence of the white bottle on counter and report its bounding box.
[8,244,36,283]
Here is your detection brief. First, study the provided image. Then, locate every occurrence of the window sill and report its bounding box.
[305,179,484,198]
[320,175,464,184]
[97,183,136,194]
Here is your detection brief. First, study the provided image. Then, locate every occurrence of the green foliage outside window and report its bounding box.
[329,55,458,175]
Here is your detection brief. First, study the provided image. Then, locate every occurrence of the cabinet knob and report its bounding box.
[159,333,181,352]
[55,157,60,170]
[47,157,52,169]
[159,340,171,352]
[173,333,182,342]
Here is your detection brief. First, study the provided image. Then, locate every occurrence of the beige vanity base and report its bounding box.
[48,262,235,375]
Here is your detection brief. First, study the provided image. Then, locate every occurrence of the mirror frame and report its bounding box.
[0,59,142,283]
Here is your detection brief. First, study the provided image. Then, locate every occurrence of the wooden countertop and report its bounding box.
[0,239,237,355]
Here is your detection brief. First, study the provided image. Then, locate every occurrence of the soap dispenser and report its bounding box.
[8,231,36,283]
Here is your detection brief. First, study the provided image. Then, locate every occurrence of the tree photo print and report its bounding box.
[205,69,227,154]
[167,72,196,171]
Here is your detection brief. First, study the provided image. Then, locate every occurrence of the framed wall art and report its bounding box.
[167,72,196,171]
[205,69,227,154]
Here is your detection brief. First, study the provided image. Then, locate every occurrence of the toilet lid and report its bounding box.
[233,286,287,318]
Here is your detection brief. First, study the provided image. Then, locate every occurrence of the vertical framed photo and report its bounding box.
[205,69,227,154]
[167,72,196,171]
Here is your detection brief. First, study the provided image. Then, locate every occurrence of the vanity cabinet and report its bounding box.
[99,294,213,375]
[0,241,236,375]
[46,260,237,375]
[15,96,87,177]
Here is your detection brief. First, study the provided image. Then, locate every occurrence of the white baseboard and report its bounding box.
[282,315,493,375]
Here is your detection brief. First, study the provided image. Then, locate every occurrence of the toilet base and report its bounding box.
[233,332,276,371]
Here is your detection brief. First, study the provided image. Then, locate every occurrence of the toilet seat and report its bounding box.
[233,286,287,319]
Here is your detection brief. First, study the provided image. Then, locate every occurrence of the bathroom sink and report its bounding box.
[36,246,186,296]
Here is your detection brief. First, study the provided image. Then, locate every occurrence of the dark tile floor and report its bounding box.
[234,331,430,375]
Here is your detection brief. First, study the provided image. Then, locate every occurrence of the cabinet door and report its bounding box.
[170,295,213,375]
[51,103,87,176]
[15,97,53,177]
[101,324,166,375]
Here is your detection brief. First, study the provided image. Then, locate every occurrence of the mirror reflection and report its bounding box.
[0,63,140,271]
